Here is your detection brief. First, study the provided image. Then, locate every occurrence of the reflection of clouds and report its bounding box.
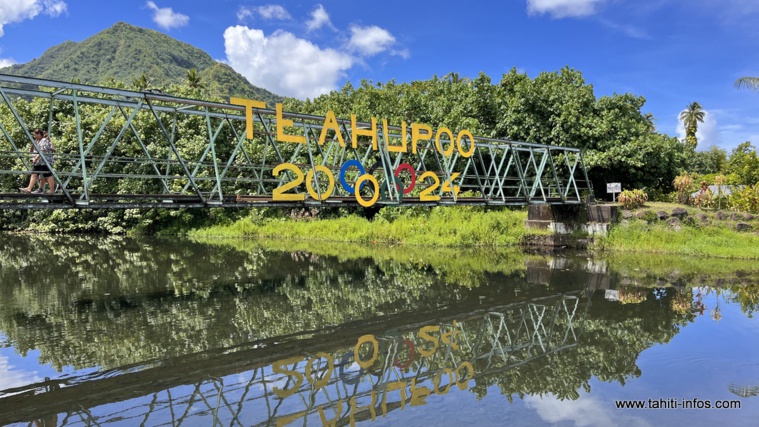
[524,394,652,427]
[0,354,41,391]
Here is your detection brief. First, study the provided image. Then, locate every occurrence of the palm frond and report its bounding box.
[735,77,759,90]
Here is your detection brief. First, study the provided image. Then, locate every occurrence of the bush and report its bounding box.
[618,189,648,210]
[674,174,695,205]
[726,183,759,214]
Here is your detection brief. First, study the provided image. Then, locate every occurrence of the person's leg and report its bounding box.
[45,175,55,194]
[20,173,39,192]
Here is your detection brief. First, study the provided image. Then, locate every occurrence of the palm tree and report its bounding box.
[735,77,759,91]
[644,113,656,132]
[132,73,150,91]
[443,72,470,84]
[679,102,705,149]
[185,68,205,89]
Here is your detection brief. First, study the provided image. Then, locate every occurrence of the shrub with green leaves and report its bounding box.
[618,189,648,210]
[726,183,759,214]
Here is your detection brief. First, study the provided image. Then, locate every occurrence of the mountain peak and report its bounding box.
[0,22,282,106]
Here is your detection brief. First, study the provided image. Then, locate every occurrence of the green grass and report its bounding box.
[596,202,759,259]
[188,206,547,247]
[189,202,759,259]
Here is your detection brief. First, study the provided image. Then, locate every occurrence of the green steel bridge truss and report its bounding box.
[0,74,592,210]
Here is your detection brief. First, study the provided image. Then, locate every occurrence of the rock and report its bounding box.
[635,210,650,219]
[696,213,709,224]
[621,210,633,220]
[715,211,727,220]
[730,213,742,221]
[667,217,682,231]
[745,213,755,221]
[736,222,753,232]
[657,211,669,220]
[671,207,688,219]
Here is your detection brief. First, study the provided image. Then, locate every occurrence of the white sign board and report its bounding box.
[607,182,621,202]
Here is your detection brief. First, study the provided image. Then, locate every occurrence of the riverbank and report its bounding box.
[188,206,548,247]
[596,202,759,259]
[190,202,759,259]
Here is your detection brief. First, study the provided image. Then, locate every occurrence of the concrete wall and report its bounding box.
[525,204,618,237]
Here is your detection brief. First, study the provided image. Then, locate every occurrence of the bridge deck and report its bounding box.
[0,191,575,209]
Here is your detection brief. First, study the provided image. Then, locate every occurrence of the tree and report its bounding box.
[443,72,470,84]
[679,102,705,149]
[727,141,759,185]
[132,73,150,91]
[185,68,205,89]
[689,145,727,175]
[735,77,759,91]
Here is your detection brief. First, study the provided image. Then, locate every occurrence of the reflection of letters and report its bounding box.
[261,294,583,425]
[418,325,440,357]
[272,357,304,399]
[410,378,431,406]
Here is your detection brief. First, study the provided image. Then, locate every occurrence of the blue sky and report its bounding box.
[1,1,758,152]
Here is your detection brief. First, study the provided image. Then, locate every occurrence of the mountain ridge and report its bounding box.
[0,22,283,106]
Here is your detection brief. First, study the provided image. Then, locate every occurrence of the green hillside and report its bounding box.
[0,22,283,106]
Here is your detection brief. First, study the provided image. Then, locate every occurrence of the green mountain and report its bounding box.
[0,22,283,106]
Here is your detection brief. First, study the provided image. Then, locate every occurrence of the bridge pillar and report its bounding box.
[524,204,618,247]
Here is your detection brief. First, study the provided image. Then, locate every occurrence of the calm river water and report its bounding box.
[0,234,757,426]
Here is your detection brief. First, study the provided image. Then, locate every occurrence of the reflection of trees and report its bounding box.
[603,253,759,318]
[0,234,536,371]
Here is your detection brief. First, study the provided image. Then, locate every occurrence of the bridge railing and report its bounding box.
[0,74,593,209]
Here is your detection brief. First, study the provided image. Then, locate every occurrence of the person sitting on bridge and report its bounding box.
[19,129,56,195]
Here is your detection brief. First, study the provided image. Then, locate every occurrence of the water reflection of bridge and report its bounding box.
[0,292,586,426]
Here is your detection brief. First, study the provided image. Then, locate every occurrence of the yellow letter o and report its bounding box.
[355,174,380,207]
[354,334,379,369]
[306,165,335,201]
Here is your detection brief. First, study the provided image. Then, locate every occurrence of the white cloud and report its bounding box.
[525,394,652,427]
[306,4,334,32]
[348,25,396,57]
[224,26,353,99]
[0,0,67,37]
[676,109,720,149]
[527,0,605,18]
[236,7,254,23]
[598,19,649,39]
[145,1,189,30]
[0,354,41,391]
[257,5,291,20]
[237,5,291,23]
[0,58,17,68]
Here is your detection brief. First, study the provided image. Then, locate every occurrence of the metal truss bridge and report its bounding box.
[0,292,586,426]
[0,74,592,210]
